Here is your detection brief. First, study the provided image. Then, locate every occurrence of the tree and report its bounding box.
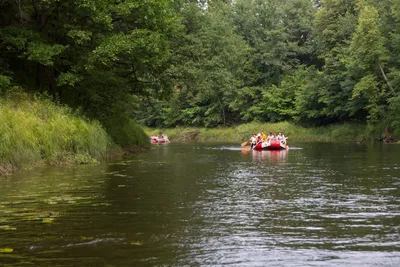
[348,1,394,126]
[136,1,249,127]
[0,0,182,144]
[230,0,316,123]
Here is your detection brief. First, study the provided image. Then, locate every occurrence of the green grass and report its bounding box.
[144,121,370,143]
[0,93,110,175]
[105,117,150,150]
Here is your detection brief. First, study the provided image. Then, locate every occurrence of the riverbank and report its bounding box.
[144,122,397,143]
[0,92,149,176]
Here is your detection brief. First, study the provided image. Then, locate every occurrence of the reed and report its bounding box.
[0,93,110,175]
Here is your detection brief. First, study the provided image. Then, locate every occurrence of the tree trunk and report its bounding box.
[384,124,391,142]
[379,63,396,95]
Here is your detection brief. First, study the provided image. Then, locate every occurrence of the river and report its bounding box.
[0,142,399,266]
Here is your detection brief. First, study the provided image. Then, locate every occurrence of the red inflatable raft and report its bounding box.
[150,137,170,144]
[158,138,169,143]
[253,140,287,150]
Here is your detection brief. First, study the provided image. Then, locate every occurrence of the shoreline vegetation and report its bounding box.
[1,92,398,176]
[2,1,400,176]
[0,92,149,176]
[144,122,400,144]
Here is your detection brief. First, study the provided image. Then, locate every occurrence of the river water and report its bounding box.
[0,142,399,266]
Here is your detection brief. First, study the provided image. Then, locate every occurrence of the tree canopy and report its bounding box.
[1,0,399,138]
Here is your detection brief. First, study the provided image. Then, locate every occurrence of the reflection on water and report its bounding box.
[0,142,399,266]
[250,149,288,162]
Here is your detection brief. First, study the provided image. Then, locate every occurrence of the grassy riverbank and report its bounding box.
[144,122,378,143]
[0,92,149,175]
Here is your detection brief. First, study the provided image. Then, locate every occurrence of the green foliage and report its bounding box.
[66,30,92,45]
[57,72,83,87]
[1,0,400,140]
[0,0,181,146]
[145,121,369,143]
[0,75,11,90]
[88,30,168,69]
[227,0,317,123]
[260,68,311,122]
[228,86,263,122]
[25,42,66,66]
[0,26,67,66]
[136,1,250,127]
[0,91,110,173]
[350,4,387,68]
[388,96,400,136]
[352,74,383,122]
[104,117,150,149]
[314,0,356,52]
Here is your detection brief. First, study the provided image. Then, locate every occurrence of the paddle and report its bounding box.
[241,141,248,147]
[242,145,251,152]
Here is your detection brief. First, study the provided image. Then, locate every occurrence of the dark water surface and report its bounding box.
[1,142,400,266]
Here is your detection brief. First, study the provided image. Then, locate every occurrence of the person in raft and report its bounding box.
[261,131,267,142]
[249,133,257,149]
[277,132,288,144]
[267,132,275,142]
[256,133,263,146]
[163,133,169,141]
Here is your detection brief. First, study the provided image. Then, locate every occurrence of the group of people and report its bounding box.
[249,131,287,149]
[150,133,169,141]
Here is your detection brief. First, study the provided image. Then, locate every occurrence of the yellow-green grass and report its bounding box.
[0,95,110,175]
[144,122,369,143]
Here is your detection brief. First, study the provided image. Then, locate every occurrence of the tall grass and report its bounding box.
[0,93,110,175]
[144,121,369,143]
[105,117,150,149]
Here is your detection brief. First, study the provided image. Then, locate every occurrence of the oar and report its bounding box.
[242,145,251,152]
[241,141,248,147]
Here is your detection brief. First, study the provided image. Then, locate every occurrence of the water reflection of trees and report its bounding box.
[251,150,288,163]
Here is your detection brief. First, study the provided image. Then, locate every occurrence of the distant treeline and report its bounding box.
[1,0,399,141]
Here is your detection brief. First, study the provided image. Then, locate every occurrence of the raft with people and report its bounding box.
[150,134,170,144]
[253,140,287,150]
[242,131,288,151]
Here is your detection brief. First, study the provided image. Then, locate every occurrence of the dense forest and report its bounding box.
[1,0,400,140]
